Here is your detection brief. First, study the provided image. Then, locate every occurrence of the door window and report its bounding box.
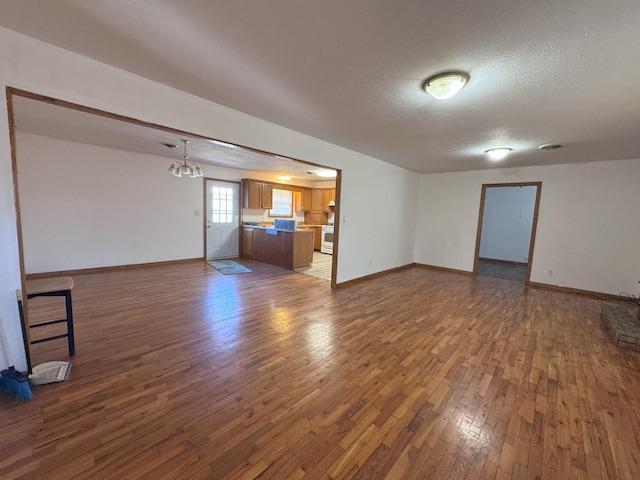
[211,187,234,223]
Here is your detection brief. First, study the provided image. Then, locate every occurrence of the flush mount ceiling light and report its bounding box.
[423,72,469,100]
[278,175,292,181]
[485,148,512,160]
[208,139,238,149]
[168,139,204,178]
[316,170,337,178]
[538,143,564,150]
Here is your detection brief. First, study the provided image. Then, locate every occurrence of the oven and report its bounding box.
[320,225,334,254]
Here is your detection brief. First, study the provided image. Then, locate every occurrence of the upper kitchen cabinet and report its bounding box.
[310,189,325,212]
[242,179,273,209]
[301,189,312,212]
[323,189,336,213]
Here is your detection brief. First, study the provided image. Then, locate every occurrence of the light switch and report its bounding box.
[194,210,201,216]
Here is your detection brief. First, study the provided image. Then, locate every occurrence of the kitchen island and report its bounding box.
[241,226,314,270]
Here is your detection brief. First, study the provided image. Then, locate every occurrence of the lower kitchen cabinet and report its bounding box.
[241,227,254,258]
[241,227,313,269]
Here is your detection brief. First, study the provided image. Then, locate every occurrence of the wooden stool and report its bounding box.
[25,276,75,357]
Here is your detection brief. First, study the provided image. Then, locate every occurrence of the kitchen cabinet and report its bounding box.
[298,225,323,251]
[294,191,309,212]
[241,226,254,258]
[244,226,313,269]
[323,189,336,213]
[310,189,325,212]
[312,226,322,250]
[242,179,273,209]
[301,189,312,212]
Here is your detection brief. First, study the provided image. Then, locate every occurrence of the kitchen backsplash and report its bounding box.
[242,209,306,225]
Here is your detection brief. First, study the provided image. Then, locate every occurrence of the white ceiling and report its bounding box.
[2,0,640,174]
[11,96,334,183]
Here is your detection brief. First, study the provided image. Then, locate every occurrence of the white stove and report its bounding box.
[321,225,334,254]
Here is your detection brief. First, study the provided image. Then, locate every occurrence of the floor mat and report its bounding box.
[207,260,252,275]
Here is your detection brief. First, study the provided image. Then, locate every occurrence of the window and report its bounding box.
[269,189,293,217]
[211,186,234,223]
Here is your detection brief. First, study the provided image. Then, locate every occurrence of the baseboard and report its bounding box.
[412,263,474,276]
[527,281,633,302]
[25,257,205,279]
[336,263,415,288]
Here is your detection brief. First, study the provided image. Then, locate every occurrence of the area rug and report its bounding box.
[207,260,252,275]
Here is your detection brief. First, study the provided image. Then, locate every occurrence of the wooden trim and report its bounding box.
[25,258,204,280]
[336,263,414,288]
[527,281,633,302]
[472,185,486,275]
[6,86,32,368]
[412,263,474,276]
[478,257,528,266]
[330,171,342,288]
[473,182,542,285]
[6,88,331,171]
[525,183,542,285]
[480,181,543,188]
[7,87,342,291]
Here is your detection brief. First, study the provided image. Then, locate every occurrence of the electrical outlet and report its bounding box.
[548,269,554,276]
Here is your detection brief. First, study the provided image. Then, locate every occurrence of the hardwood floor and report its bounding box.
[2,260,640,479]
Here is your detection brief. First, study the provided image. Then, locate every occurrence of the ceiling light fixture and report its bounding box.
[209,139,238,149]
[485,148,513,160]
[316,170,337,178]
[538,143,564,150]
[423,72,469,100]
[278,175,292,181]
[168,139,203,178]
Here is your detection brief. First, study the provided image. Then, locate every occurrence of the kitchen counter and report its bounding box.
[241,226,314,270]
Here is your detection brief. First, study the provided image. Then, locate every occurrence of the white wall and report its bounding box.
[17,133,332,272]
[415,158,640,296]
[0,27,419,369]
[17,133,205,272]
[479,186,537,263]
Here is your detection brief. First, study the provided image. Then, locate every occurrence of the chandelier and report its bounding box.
[168,139,203,178]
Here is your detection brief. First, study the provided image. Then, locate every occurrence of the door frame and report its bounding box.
[203,177,242,260]
[472,182,542,284]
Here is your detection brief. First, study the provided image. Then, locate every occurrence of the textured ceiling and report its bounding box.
[1,0,640,173]
[11,96,334,183]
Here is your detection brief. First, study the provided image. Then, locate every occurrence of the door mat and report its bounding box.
[207,260,252,275]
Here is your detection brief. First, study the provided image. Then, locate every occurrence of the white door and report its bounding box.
[206,180,240,260]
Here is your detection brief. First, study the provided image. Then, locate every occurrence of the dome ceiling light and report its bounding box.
[423,72,469,100]
[485,148,512,160]
[539,143,564,150]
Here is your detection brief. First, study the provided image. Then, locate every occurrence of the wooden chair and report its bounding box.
[18,277,75,369]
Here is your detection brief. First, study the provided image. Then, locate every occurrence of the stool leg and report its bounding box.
[65,290,75,356]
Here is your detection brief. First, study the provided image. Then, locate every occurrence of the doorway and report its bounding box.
[205,179,241,260]
[473,182,542,283]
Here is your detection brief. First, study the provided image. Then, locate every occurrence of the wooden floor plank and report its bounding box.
[2,260,640,479]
